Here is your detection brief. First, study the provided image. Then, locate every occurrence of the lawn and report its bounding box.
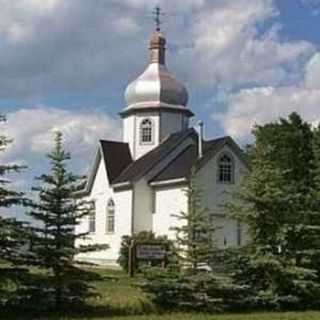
[79,313,320,320]
[71,269,320,320]
[2,268,320,319]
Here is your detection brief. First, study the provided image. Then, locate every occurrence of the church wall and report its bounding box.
[123,112,161,160]
[153,185,188,239]
[159,112,188,141]
[75,156,133,265]
[195,144,250,248]
[123,116,135,157]
[133,178,153,233]
[134,113,160,159]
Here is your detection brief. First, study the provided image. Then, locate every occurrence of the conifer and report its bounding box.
[27,131,107,310]
[0,115,27,306]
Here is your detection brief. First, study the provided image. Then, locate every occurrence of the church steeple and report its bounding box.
[121,15,194,160]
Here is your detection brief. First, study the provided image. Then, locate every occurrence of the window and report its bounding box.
[218,154,234,183]
[140,118,153,144]
[106,198,115,233]
[151,189,156,214]
[88,201,96,233]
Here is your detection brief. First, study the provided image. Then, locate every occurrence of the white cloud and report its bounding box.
[1,107,121,172]
[0,0,315,99]
[175,0,315,89]
[123,0,205,10]
[305,53,320,89]
[216,52,320,142]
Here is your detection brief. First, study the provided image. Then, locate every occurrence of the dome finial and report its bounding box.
[152,6,163,32]
[149,7,166,65]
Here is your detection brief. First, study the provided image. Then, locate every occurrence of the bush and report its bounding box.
[140,266,247,312]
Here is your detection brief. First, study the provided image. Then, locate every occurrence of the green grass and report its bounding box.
[2,267,320,319]
[87,268,155,315]
[69,269,320,320]
[74,313,320,320]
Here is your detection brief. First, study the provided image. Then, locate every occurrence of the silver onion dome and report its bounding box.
[124,31,189,110]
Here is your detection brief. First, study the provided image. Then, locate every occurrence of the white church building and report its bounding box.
[76,29,249,266]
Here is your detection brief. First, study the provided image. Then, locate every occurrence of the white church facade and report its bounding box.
[75,30,249,266]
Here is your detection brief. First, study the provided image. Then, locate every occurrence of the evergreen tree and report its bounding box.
[27,131,107,310]
[171,170,215,272]
[0,115,27,306]
[141,170,242,312]
[301,125,320,285]
[228,112,320,310]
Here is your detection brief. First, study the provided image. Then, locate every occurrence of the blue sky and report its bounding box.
[1,0,320,218]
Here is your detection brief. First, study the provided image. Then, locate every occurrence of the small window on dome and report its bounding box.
[140,118,153,144]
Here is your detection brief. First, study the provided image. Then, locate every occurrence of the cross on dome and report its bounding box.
[152,6,164,32]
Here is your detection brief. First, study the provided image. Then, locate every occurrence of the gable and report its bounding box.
[149,136,248,185]
[100,140,132,183]
[81,140,133,195]
[196,136,248,173]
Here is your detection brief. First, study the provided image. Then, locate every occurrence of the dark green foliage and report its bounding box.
[142,266,247,313]
[228,112,320,310]
[0,116,28,306]
[26,131,107,310]
[117,231,172,272]
[140,170,241,312]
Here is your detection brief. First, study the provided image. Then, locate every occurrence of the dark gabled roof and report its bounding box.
[112,128,196,184]
[100,140,133,184]
[150,136,230,183]
[150,144,197,182]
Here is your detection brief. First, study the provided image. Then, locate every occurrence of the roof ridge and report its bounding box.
[100,139,129,145]
[150,144,195,183]
[112,128,195,184]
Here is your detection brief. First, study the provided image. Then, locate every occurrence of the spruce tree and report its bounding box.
[228,112,320,310]
[301,125,320,290]
[0,115,27,306]
[27,131,107,310]
[142,170,241,312]
[171,170,215,272]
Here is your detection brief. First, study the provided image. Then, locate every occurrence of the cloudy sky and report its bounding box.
[1,0,320,216]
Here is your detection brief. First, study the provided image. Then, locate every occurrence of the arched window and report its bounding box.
[88,201,96,233]
[218,153,234,183]
[140,118,153,144]
[106,198,115,233]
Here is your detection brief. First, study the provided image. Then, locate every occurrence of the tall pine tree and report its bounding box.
[0,115,27,306]
[27,131,107,310]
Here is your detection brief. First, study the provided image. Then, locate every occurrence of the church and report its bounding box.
[75,28,249,266]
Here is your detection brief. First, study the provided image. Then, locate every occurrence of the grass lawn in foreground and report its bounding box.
[78,269,320,320]
[2,268,320,319]
[81,312,320,320]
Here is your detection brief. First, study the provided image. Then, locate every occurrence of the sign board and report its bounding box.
[136,244,166,260]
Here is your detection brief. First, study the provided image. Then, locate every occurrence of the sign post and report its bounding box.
[128,241,167,277]
[128,240,136,277]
